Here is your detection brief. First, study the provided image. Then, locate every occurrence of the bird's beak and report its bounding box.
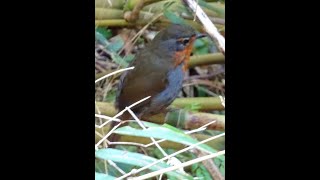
[189,33,207,44]
[196,33,206,39]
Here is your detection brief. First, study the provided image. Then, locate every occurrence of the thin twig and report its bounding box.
[181,13,225,25]
[95,101,103,124]
[194,85,219,97]
[130,150,225,180]
[97,96,151,128]
[127,108,168,157]
[182,0,225,53]
[115,133,225,180]
[109,141,146,147]
[111,119,215,148]
[95,121,130,150]
[125,0,146,22]
[95,131,104,138]
[95,101,109,149]
[95,63,107,73]
[118,12,163,55]
[108,160,126,175]
[185,120,216,134]
[195,150,224,180]
[95,114,121,122]
[95,66,135,83]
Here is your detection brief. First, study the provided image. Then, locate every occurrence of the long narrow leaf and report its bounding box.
[113,122,224,161]
[96,148,193,179]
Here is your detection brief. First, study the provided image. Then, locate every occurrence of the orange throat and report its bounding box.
[174,36,196,71]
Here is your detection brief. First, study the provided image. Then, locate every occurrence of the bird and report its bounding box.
[115,24,206,121]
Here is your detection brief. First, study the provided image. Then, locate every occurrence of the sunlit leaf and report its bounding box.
[96,148,193,179]
[113,122,224,161]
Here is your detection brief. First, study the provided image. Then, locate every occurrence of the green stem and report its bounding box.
[95,19,135,27]
[171,97,224,111]
[95,97,225,131]
[95,8,124,19]
[189,53,224,68]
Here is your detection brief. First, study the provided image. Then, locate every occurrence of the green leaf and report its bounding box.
[95,159,106,173]
[193,38,210,55]
[104,89,116,102]
[192,163,213,179]
[214,156,225,175]
[96,148,193,179]
[194,46,209,55]
[167,175,178,180]
[191,163,199,173]
[96,27,112,39]
[113,122,224,161]
[113,162,136,174]
[123,54,135,63]
[153,148,166,159]
[193,38,206,48]
[205,130,224,136]
[198,0,225,17]
[214,158,221,167]
[117,145,138,152]
[196,167,204,178]
[163,9,185,24]
[195,86,210,97]
[111,53,129,67]
[220,164,225,176]
[106,36,124,53]
[95,172,116,180]
[95,31,108,46]
[199,164,213,180]
[163,0,176,10]
[123,0,137,11]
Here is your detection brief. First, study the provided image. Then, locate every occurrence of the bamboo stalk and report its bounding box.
[189,53,225,68]
[95,97,225,131]
[95,0,125,9]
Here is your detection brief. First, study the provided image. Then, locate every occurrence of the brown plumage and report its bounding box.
[109,24,205,144]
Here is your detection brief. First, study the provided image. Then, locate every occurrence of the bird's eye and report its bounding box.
[182,38,189,45]
[176,38,191,51]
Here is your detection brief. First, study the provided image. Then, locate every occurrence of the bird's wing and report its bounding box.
[115,52,169,112]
